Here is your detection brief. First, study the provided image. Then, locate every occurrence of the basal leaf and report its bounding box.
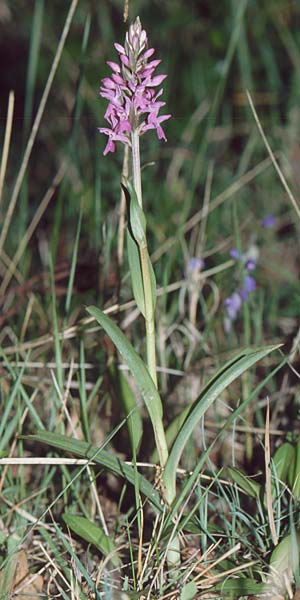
[25,431,162,511]
[213,578,265,595]
[226,466,261,499]
[180,581,197,600]
[163,344,281,504]
[291,439,300,498]
[151,404,191,464]
[86,307,168,466]
[273,442,295,484]
[110,363,143,454]
[63,513,120,567]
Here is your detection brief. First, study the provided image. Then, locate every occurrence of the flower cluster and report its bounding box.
[99,17,171,155]
[224,247,257,332]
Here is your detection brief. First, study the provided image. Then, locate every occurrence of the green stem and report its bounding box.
[131,130,158,389]
[131,129,142,207]
[131,132,179,569]
[140,244,157,388]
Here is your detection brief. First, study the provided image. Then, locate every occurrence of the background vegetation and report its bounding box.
[1,0,300,598]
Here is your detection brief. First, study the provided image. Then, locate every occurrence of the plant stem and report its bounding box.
[131,129,142,207]
[131,130,158,389]
[139,245,157,388]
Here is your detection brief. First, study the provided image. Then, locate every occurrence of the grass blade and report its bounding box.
[163,344,281,503]
[25,430,162,511]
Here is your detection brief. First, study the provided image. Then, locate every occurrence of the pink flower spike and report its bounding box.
[99,17,171,153]
[147,59,161,69]
[150,74,167,86]
[120,54,130,67]
[140,30,147,47]
[143,47,155,60]
[101,77,116,89]
[131,33,139,51]
[111,73,125,85]
[114,42,125,54]
[107,61,120,73]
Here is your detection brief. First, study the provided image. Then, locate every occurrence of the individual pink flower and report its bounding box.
[99,17,171,154]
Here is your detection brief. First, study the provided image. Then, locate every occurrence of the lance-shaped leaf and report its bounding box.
[273,442,295,484]
[163,344,281,504]
[110,363,143,454]
[124,181,156,316]
[266,533,300,595]
[86,306,168,466]
[127,228,146,316]
[124,180,147,247]
[127,181,156,309]
[25,431,162,511]
[290,439,300,498]
[63,513,120,567]
[226,466,261,499]
[151,403,191,464]
[126,228,157,317]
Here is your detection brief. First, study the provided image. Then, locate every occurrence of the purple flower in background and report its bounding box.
[188,257,204,272]
[185,256,204,283]
[230,248,240,260]
[224,292,242,321]
[239,275,256,301]
[224,246,257,331]
[262,214,276,229]
[99,17,171,155]
[245,259,256,272]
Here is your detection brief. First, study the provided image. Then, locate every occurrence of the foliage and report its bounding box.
[1,0,300,597]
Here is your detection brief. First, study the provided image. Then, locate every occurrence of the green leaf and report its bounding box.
[126,181,147,247]
[86,306,167,466]
[124,180,156,311]
[226,466,261,499]
[62,513,120,567]
[213,578,265,595]
[163,344,281,504]
[269,533,300,585]
[25,431,162,511]
[273,442,295,484]
[180,581,197,600]
[291,439,300,498]
[111,363,143,454]
[126,228,145,316]
[147,248,157,311]
[151,404,191,464]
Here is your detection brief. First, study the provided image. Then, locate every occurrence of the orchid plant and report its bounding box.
[30,16,279,581]
[99,17,170,393]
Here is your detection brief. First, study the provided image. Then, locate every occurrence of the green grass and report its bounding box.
[1,0,300,598]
